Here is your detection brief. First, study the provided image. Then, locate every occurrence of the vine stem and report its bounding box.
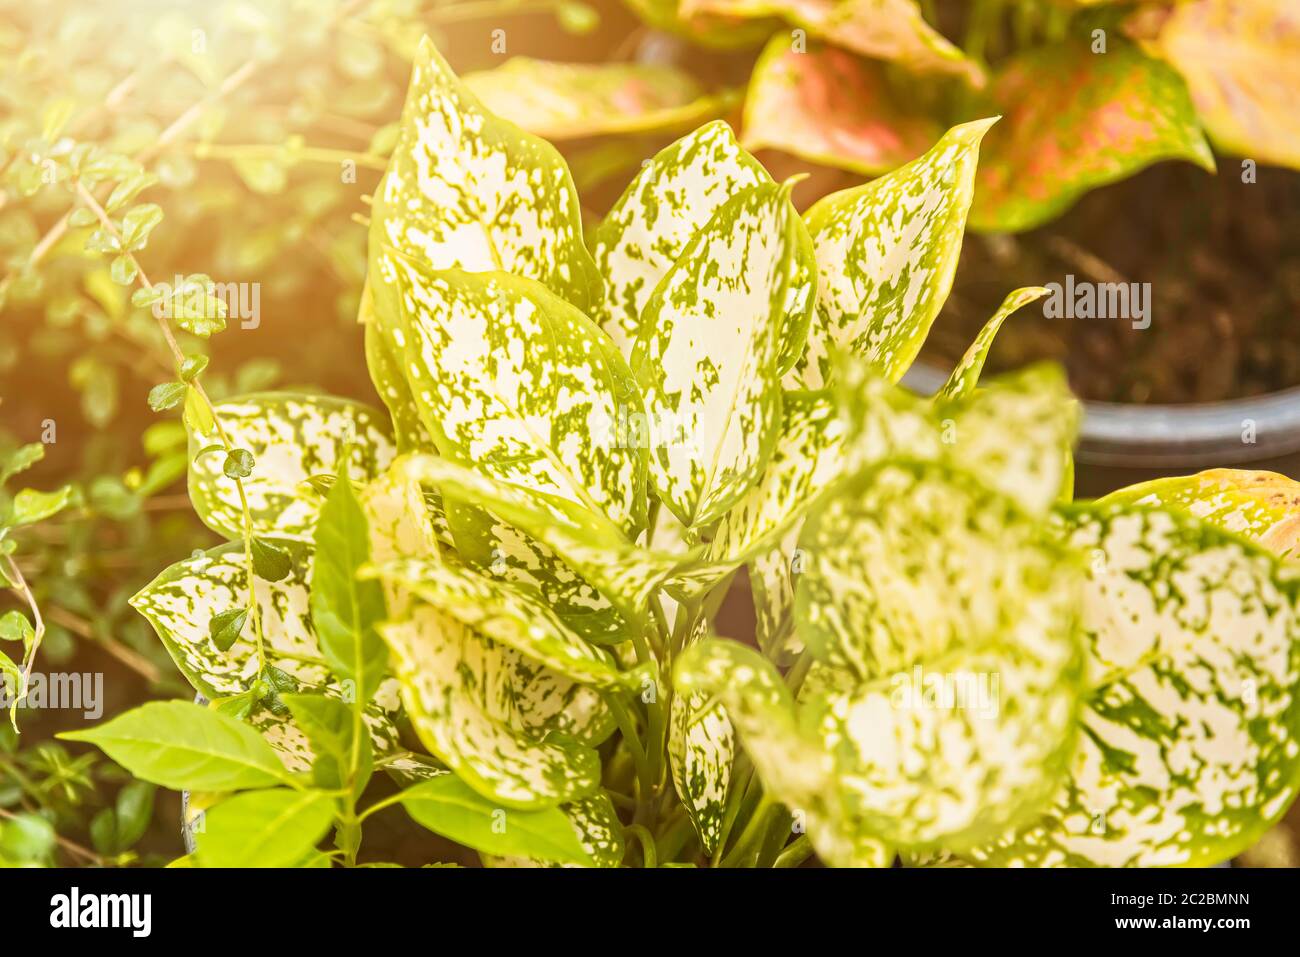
[72,179,268,670]
[2,554,44,731]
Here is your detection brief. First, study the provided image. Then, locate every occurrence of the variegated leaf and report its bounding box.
[743,37,942,176]
[683,0,982,83]
[669,617,734,854]
[369,37,600,311]
[370,258,648,540]
[632,181,808,527]
[129,542,404,766]
[1102,469,1300,559]
[463,58,731,141]
[593,122,766,357]
[969,40,1215,233]
[795,462,1085,849]
[187,393,396,542]
[789,119,995,390]
[673,639,893,867]
[973,503,1300,866]
[938,286,1051,400]
[381,604,602,808]
[483,791,626,867]
[402,454,696,622]
[1140,0,1300,170]
[362,286,432,454]
[370,555,644,692]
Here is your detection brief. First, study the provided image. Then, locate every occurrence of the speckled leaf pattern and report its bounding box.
[1143,0,1300,170]
[682,0,982,83]
[362,286,432,454]
[593,121,765,357]
[1104,469,1300,560]
[973,503,1300,866]
[187,393,396,543]
[129,541,404,764]
[369,37,600,311]
[790,119,994,390]
[938,287,1051,400]
[380,603,603,808]
[743,37,942,176]
[463,58,729,141]
[969,40,1215,233]
[482,791,626,867]
[401,455,695,621]
[632,181,807,527]
[371,258,648,539]
[669,617,734,853]
[795,463,1085,849]
[371,556,644,692]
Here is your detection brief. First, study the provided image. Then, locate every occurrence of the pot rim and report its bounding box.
[903,362,1300,469]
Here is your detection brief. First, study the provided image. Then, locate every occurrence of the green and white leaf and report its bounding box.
[187,393,395,542]
[371,556,644,693]
[370,260,647,539]
[669,619,734,855]
[795,462,1085,850]
[369,37,601,312]
[380,604,604,808]
[632,181,808,527]
[972,503,1300,866]
[938,286,1051,400]
[789,119,994,390]
[593,121,814,370]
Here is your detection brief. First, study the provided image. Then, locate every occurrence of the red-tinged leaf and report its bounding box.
[743,37,942,175]
[685,0,982,84]
[1137,0,1300,169]
[620,0,777,49]
[970,40,1215,233]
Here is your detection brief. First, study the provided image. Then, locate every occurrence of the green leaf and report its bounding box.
[684,0,981,82]
[973,501,1300,866]
[187,393,396,542]
[632,180,809,527]
[790,119,994,389]
[147,381,187,412]
[232,156,288,195]
[938,287,1051,400]
[482,791,625,867]
[196,788,335,867]
[0,443,43,485]
[0,611,34,645]
[208,607,248,652]
[59,700,292,791]
[121,203,163,251]
[970,39,1215,233]
[400,773,594,864]
[222,448,255,480]
[110,254,138,285]
[92,781,156,855]
[251,537,293,582]
[370,260,647,539]
[0,813,55,865]
[380,603,605,809]
[1142,0,1300,170]
[180,355,209,382]
[794,461,1084,850]
[619,0,776,49]
[370,37,601,312]
[310,459,388,704]
[743,36,942,176]
[463,58,728,141]
[280,693,373,795]
[11,484,78,525]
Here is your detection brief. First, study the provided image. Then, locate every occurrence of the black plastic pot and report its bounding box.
[904,363,1300,497]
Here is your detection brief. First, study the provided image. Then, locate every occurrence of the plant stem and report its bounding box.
[625,824,658,867]
[3,555,44,731]
[774,834,813,868]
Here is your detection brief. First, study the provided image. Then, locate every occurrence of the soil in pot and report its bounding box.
[921,162,1300,405]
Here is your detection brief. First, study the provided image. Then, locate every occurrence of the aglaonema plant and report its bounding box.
[62,36,1300,868]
